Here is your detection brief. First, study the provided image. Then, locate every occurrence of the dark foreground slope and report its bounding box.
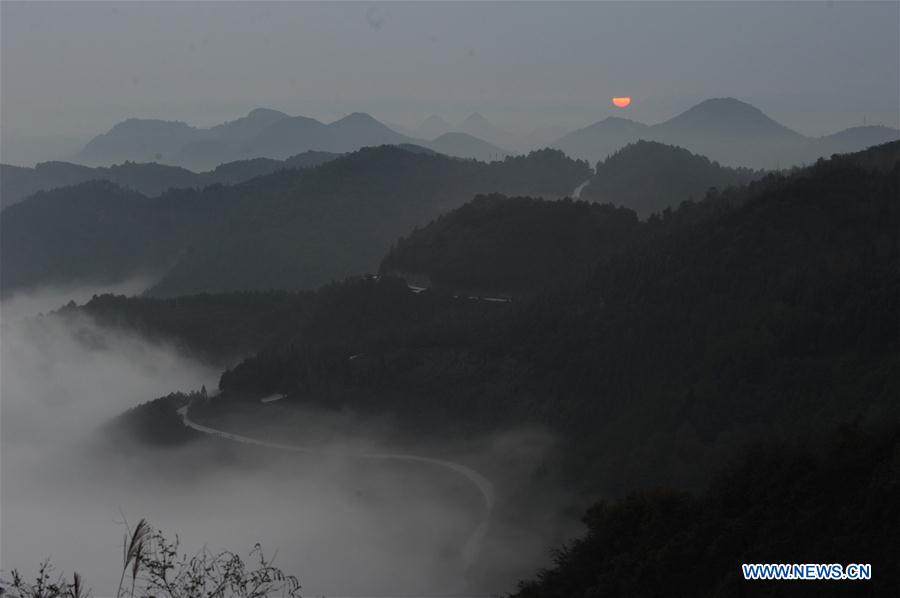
[1,147,588,296]
[527,142,899,490]
[513,423,900,597]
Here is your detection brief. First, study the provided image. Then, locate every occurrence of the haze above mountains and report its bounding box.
[7,98,896,174]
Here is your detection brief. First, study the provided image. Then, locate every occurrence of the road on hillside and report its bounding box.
[572,179,591,199]
[177,404,495,569]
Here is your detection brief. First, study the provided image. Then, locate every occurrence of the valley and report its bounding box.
[2,4,898,595]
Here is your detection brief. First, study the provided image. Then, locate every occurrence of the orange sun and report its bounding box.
[612,97,632,108]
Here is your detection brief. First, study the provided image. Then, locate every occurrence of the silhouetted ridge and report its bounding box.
[381,194,639,293]
[428,132,509,161]
[552,97,892,169]
[661,97,801,133]
[581,140,763,217]
[248,107,289,120]
[75,110,419,169]
[1,145,590,295]
[1,151,340,210]
[416,114,453,139]
[199,142,899,495]
[90,143,900,493]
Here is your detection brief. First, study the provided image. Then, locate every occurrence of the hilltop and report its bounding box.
[552,97,899,168]
[0,151,338,210]
[581,140,763,217]
[73,109,521,170]
[84,142,899,494]
[1,146,590,296]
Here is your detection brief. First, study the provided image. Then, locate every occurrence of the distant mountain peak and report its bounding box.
[664,97,801,134]
[461,112,491,126]
[212,108,290,134]
[655,97,806,153]
[246,107,289,120]
[456,112,522,150]
[692,97,761,112]
[674,97,772,122]
[416,115,454,140]
[328,113,403,140]
[334,112,380,125]
[427,131,510,161]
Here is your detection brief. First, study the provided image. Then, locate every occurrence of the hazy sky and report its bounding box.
[2,1,898,139]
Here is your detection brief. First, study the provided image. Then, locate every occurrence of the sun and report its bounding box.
[612,97,632,108]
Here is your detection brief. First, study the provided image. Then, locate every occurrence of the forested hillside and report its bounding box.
[147,148,589,296]
[148,148,589,296]
[100,143,898,499]
[66,291,317,365]
[218,143,900,490]
[513,423,900,597]
[1,161,199,209]
[381,195,640,294]
[0,151,339,210]
[1,146,589,296]
[0,180,242,292]
[581,140,763,217]
[379,142,762,297]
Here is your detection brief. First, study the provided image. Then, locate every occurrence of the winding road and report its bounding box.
[177,404,495,568]
[172,179,594,567]
[572,178,591,199]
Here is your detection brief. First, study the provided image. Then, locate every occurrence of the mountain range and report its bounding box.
[35,98,895,173]
[77,109,395,170]
[9,128,896,297]
[83,140,899,500]
[0,146,590,296]
[75,109,511,170]
[22,139,899,594]
[406,113,570,153]
[378,141,767,294]
[0,151,338,211]
[552,98,899,169]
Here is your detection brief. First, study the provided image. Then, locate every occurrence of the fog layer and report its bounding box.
[1,287,573,596]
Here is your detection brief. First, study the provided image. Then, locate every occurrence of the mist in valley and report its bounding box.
[2,2,897,596]
[1,286,575,596]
